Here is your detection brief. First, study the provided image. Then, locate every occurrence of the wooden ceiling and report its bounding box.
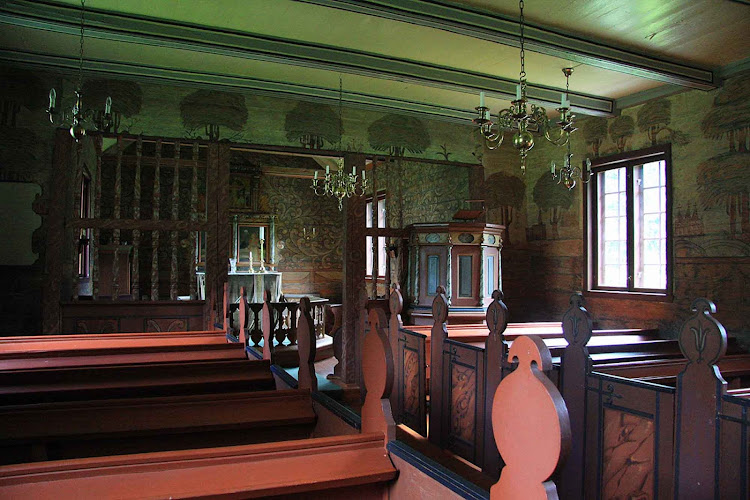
[0,0,748,123]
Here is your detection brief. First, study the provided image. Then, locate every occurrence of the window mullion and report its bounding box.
[626,166,635,291]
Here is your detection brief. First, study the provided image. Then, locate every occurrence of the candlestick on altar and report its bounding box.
[248,251,254,273]
[259,237,266,272]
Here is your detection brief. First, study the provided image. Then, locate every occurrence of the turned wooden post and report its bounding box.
[483,289,509,478]
[261,289,274,362]
[388,284,404,421]
[297,297,318,391]
[428,285,448,446]
[491,335,571,500]
[324,304,343,380]
[558,292,593,500]
[237,285,247,346]
[363,305,396,442]
[674,298,727,499]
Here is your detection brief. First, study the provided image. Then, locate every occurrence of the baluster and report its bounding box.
[287,304,298,346]
[189,141,199,299]
[92,135,102,300]
[297,297,317,391]
[250,304,263,346]
[238,285,248,346]
[274,303,286,346]
[111,135,123,300]
[261,289,273,361]
[132,136,142,300]
[170,141,180,299]
[151,139,162,301]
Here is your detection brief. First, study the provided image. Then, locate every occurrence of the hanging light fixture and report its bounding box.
[473,1,580,174]
[550,67,590,190]
[46,0,112,142]
[311,77,369,210]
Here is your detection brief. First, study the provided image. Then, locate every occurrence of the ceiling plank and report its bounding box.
[0,0,615,116]
[298,0,717,90]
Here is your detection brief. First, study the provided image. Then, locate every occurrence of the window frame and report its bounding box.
[584,144,673,301]
[365,191,387,281]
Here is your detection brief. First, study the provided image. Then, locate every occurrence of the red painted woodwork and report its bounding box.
[61,300,205,334]
[483,290,508,478]
[362,306,396,442]
[674,298,727,499]
[491,335,570,500]
[0,433,397,499]
[428,286,448,447]
[262,289,273,361]
[297,296,318,391]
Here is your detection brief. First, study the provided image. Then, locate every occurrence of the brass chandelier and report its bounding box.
[311,78,369,210]
[473,0,578,174]
[550,68,591,190]
[46,0,112,142]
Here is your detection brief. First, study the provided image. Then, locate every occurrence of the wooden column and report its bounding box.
[342,152,367,384]
[42,129,73,333]
[169,141,181,299]
[151,139,162,301]
[189,142,199,299]
[204,142,230,327]
[370,160,378,299]
[92,135,102,300]
[111,135,123,300]
[131,137,142,300]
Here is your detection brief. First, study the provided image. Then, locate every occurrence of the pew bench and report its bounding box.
[0,331,242,371]
[0,358,275,405]
[0,389,317,465]
[0,433,397,499]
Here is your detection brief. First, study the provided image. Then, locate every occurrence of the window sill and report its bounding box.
[583,289,673,303]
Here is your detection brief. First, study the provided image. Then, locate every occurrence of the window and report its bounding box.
[365,193,386,278]
[586,145,672,295]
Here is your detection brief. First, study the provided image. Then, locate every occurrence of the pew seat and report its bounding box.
[0,433,397,499]
[0,358,275,405]
[0,389,316,464]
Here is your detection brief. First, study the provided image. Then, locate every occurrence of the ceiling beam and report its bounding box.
[0,49,480,124]
[298,0,717,90]
[0,0,615,116]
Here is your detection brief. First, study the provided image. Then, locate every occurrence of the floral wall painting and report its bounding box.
[581,116,608,157]
[698,72,750,241]
[284,101,341,149]
[180,90,248,141]
[608,115,635,153]
[636,98,690,148]
[0,67,47,127]
[531,170,574,240]
[485,171,526,245]
[80,79,143,134]
[368,114,431,157]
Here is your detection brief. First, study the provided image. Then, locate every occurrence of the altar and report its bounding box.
[227,272,282,304]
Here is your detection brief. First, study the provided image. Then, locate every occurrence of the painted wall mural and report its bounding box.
[180,90,248,141]
[608,115,635,153]
[284,101,341,150]
[368,114,431,157]
[398,161,469,226]
[485,171,525,245]
[80,79,143,134]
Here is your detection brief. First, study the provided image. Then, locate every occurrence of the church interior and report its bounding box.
[1,0,749,498]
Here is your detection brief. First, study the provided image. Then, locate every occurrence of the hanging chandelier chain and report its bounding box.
[77,0,86,90]
[518,0,526,82]
[338,76,343,153]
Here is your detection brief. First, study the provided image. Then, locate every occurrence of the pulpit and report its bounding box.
[406,222,504,324]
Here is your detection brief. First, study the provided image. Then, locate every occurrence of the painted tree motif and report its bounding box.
[637,99,672,145]
[180,90,248,141]
[81,79,143,133]
[533,171,574,239]
[368,114,431,156]
[608,115,635,153]
[284,101,341,149]
[0,67,46,127]
[698,73,750,240]
[485,171,525,244]
[581,117,608,157]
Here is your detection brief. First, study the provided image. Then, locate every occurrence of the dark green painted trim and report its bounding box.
[615,84,687,110]
[298,0,716,90]
[0,0,614,115]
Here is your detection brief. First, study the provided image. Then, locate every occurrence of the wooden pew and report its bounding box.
[0,293,398,499]
[0,331,245,371]
[0,434,398,499]
[0,358,275,405]
[0,389,317,465]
